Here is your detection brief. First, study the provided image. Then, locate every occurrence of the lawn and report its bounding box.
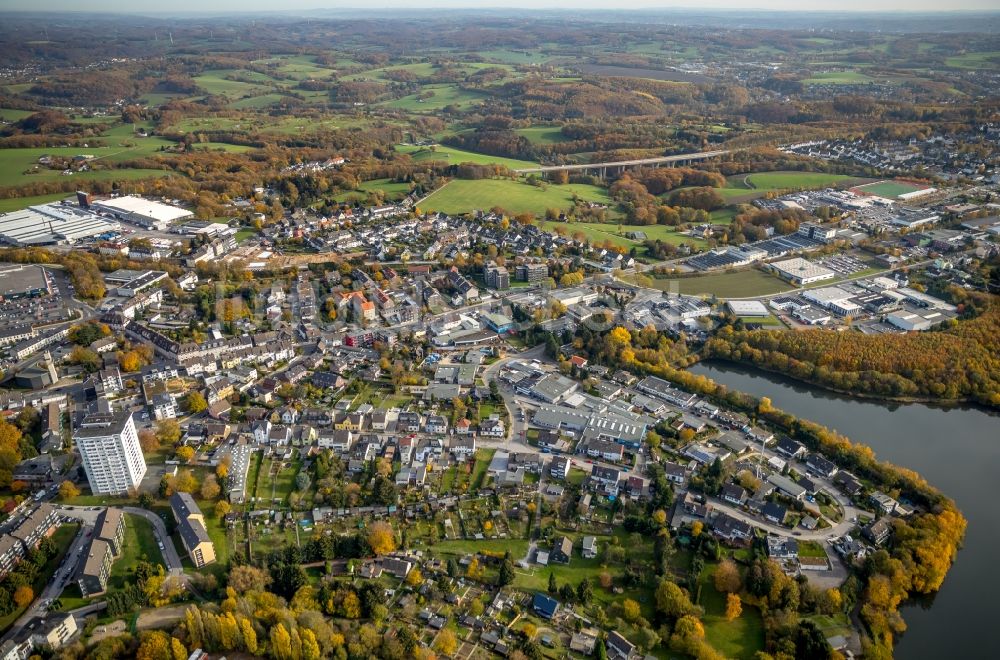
[639,270,793,298]
[335,178,413,203]
[425,539,530,558]
[469,449,495,491]
[0,192,73,212]
[516,126,570,145]
[540,219,708,251]
[742,171,860,191]
[108,514,166,590]
[699,565,765,660]
[0,108,34,122]
[382,84,487,112]
[396,144,539,170]
[421,179,611,215]
[235,229,258,243]
[189,142,257,153]
[0,140,174,187]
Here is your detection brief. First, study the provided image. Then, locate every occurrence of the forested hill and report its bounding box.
[703,304,1000,408]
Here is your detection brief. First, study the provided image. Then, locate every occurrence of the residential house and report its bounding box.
[551,536,573,564]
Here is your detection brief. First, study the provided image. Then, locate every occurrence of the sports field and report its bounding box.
[420,179,610,215]
[852,180,928,199]
[396,144,539,170]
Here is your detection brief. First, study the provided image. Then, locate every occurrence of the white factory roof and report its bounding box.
[803,286,853,304]
[94,196,192,222]
[770,257,835,281]
[726,300,769,316]
[0,204,119,245]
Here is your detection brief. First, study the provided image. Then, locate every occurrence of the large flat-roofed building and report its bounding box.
[769,258,836,286]
[169,492,216,568]
[0,203,119,246]
[78,538,113,597]
[74,412,146,495]
[92,196,192,231]
[0,264,52,299]
[803,286,862,317]
[104,269,168,297]
[726,300,770,317]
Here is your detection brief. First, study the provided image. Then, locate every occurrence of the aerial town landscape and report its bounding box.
[0,3,996,660]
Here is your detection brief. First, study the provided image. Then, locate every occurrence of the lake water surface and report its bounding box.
[688,361,1000,660]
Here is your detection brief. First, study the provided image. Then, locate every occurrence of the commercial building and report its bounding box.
[170,492,216,568]
[74,411,147,495]
[769,257,836,285]
[0,203,119,246]
[92,196,192,230]
[0,264,52,300]
[726,300,770,317]
[803,286,862,317]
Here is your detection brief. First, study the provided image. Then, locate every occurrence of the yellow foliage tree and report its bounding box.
[367,521,396,556]
[434,629,457,657]
[725,593,742,621]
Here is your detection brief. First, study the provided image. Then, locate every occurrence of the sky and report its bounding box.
[2,0,998,12]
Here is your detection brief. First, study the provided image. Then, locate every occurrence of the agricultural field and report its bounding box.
[0,192,74,212]
[382,84,487,112]
[515,126,570,144]
[396,144,539,170]
[538,219,707,251]
[421,179,611,215]
[801,71,877,84]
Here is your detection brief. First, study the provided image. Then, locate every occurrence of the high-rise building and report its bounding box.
[74,411,146,495]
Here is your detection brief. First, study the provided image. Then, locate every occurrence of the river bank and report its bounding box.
[688,361,1000,660]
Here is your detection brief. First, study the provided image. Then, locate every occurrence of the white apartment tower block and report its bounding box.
[74,412,147,495]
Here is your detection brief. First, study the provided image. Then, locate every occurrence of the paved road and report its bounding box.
[513,149,732,174]
[122,507,183,574]
[55,505,183,574]
[2,525,91,642]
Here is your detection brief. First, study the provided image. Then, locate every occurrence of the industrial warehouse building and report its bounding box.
[769,257,836,285]
[91,196,192,230]
[0,203,120,246]
[726,300,770,317]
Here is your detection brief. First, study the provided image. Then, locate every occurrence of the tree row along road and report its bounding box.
[513,149,732,174]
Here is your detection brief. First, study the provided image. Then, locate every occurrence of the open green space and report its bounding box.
[0,192,73,212]
[108,514,166,590]
[396,144,538,170]
[0,108,34,122]
[801,71,877,84]
[515,126,570,145]
[193,70,277,97]
[699,565,765,659]
[852,180,927,199]
[0,138,175,187]
[637,270,794,298]
[743,171,861,191]
[945,51,1000,69]
[421,179,610,215]
[382,84,487,112]
[537,219,706,252]
[189,142,257,153]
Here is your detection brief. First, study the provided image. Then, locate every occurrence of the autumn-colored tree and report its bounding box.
[522,623,537,639]
[366,521,396,556]
[725,593,742,621]
[58,480,80,500]
[137,631,172,660]
[185,391,208,414]
[691,521,703,537]
[170,637,187,660]
[119,350,143,373]
[341,590,361,619]
[656,580,700,618]
[228,565,271,593]
[466,557,483,580]
[172,469,198,493]
[434,629,457,657]
[714,559,742,594]
[199,474,221,499]
[270,624,292,660]
[139,429,159,452]
[13,585,33,608]
[10,480,28,493]
[622,598,642,623]
[175,446,196,463]
[216,457,231,480]
[215,500,232,518]
[405,567,424,587]
[156,419,181,444]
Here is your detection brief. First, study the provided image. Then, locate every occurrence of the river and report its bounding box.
[687,361,1000,660]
